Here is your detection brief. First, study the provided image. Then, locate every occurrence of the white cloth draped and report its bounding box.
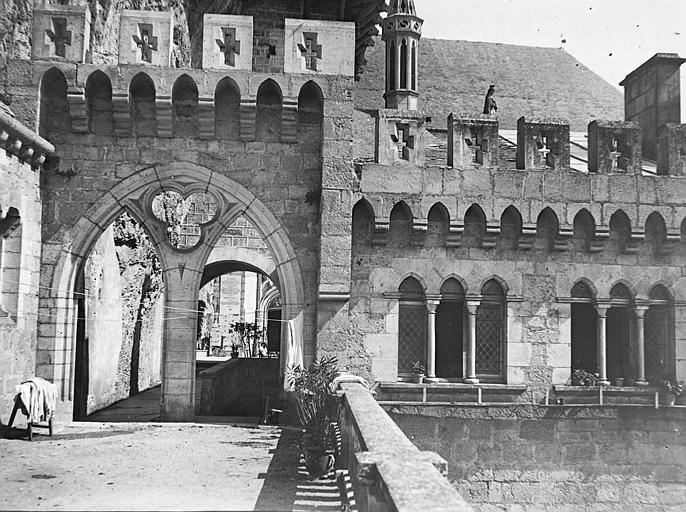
[285,311,304,389]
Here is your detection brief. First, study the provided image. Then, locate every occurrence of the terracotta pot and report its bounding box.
[411,374,424,384]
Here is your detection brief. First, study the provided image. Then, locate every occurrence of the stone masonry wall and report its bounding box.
[351,163,686,389]
[389,405,686,511]
[0,150,41,424]
[3,60,354,414]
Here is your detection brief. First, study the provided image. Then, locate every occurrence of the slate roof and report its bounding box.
[355,38,624,131]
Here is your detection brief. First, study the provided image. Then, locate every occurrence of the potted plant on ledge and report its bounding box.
[411,361,426,384]
[287,355,340,478]
[662,380,685,407]
[571,369,599,387]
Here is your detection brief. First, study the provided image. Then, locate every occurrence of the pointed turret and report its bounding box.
[382,0,423,110]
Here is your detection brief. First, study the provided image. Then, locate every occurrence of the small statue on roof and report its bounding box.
[483,84,498,115]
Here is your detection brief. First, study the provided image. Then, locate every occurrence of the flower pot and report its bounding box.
[662,394,677,407]
[623,378,635,387]
[304,447,335,478]
[411,374,424,384]
[613,378,624,387]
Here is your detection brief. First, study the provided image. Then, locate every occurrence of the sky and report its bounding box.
[415,0,686,117]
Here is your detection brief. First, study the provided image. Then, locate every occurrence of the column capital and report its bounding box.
[426,300,440,313]
[595,302,610,316]
[634,302,650,316]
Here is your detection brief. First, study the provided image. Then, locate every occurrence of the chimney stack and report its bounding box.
[620,53,685,160]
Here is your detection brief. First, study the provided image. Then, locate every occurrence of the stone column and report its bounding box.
[596,304,610,386]
[465,300,480,384]
[426,299,440,380]
[634,304,650,386]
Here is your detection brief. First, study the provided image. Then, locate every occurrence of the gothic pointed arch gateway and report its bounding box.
[37,162,306,422]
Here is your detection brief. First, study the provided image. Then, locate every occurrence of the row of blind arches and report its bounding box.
[38,68,323,141]
[353,199,685,253]
[396,275,675,382]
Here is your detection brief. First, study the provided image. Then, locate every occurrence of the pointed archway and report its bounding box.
[38,162,306,422]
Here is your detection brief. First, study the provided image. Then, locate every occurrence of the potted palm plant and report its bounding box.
[286,356,340,477]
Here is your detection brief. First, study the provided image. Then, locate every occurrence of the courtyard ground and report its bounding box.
[0,390,349,511]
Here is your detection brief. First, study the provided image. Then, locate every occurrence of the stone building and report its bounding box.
[0,0,684,431]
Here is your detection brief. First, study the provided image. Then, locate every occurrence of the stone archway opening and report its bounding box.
[42,163,307,423]
[195,215,285,420]
[73,212,165,421]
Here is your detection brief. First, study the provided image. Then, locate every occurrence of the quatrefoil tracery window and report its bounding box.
[151,191,218,250]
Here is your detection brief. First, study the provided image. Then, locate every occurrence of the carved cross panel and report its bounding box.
[392,122,415,161]
[466,128,487,165]
[45,17,72,58]
[133,23,158,63]
[216,27,240,67]
[537,135,552,166]
[609,136,622,170]
[298,32,322,71]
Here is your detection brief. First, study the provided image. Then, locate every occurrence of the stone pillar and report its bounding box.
[426,299,440,380]
[596,304,610,386]
[465,300,480,384]
[634,304,650,386]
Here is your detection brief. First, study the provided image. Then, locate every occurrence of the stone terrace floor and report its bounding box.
[0,390,349,511]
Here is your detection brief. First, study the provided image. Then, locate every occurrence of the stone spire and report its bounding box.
[382,0,423,110]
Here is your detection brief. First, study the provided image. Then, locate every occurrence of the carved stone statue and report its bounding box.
[483,84,498,115]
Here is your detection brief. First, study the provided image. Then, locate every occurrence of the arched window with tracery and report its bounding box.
[476,279,506,381]
[435,278,464,378]
[571,280,597,375]
[607,283,633,382]
[645,285,674,382]
[398,277,426,376]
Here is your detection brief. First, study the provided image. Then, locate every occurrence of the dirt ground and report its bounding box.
[0,420,347,511]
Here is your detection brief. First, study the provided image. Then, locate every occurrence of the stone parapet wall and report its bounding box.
[338,382,472,512]
[388,404,686,511]
[359,166,686,233]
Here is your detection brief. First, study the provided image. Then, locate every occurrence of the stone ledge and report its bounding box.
[339,382,472,512]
